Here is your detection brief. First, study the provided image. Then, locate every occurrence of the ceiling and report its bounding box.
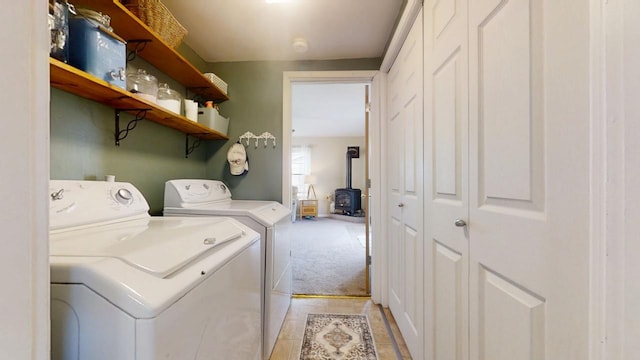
[161,0,405,62]
[160,0,404,137]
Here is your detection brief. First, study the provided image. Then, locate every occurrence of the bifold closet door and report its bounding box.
[423,0,470,358]
[386,9,424,360]
[468,0,591,359]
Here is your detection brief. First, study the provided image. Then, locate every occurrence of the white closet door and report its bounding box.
[468,0,590,359]
[424,0,469,358]
[386,9,424,359]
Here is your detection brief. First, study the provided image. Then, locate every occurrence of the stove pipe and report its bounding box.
[346,150,352,189]
[345,147,359,189]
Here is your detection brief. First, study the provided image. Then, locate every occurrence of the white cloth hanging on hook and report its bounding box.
[227,142,249,176]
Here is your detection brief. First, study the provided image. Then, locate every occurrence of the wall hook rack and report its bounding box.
[115,109,150,146]
[239,131,277,148]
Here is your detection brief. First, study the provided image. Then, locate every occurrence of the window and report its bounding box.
[291,145,311,199]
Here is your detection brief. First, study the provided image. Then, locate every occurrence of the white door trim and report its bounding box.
[588,0,607,358]
[599,0,640,359]
[1,1,50,358]
[282,70,384,302]
[380,0,424,72]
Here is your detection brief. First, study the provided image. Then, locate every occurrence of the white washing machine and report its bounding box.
[163,179,292,360]
[49,180,262,360]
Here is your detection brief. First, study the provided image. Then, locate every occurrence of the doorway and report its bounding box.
[291,82,368,296]
[282,71,381,298]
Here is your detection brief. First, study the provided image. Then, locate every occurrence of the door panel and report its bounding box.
[389,217,403,306]
[403,225,420,335]
[434,52,459,197]
[424,0,469,359]
[476,0,544,208]
[424,0,589,358]
[403,94,421,228]
[387,9,424,359]
[480,267,545,360]
[388,66,402,224]
[469,0,590,359]
[479,0,532,201]
[434,0,457,37]
[434,242,464,360]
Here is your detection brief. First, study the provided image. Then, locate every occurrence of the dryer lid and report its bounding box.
[50,217,246,278]
[164,200,291,226]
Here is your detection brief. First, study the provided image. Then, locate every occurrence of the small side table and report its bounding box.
[299,199,318,219]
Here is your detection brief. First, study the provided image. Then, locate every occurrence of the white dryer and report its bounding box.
[49,180,262,360]
[163,179,292,360]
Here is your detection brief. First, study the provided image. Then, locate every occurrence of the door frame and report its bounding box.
[595,0,640,358]
[282,70,384,301]
[2,0,50,358]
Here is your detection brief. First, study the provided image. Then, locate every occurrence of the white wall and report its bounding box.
[1,1,50,359]
[292,136,366,216]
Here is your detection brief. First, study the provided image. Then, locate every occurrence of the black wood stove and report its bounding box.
[334,146,361,215]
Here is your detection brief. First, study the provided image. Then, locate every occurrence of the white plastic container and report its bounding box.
[184,99,198,121]
[198,108,229,135]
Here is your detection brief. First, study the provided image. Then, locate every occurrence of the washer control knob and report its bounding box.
[51,188,65,201]
[115,188,133,205]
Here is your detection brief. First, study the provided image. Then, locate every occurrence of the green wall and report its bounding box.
[50,55,209,215]
[50,88,208,215]
[50,49,380,212]
[203,58,381,202]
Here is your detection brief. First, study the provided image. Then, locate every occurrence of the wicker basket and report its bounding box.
[121,0,187,48]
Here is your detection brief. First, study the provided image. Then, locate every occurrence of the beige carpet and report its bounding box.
[292,217,368,296]
[299,313,378,360]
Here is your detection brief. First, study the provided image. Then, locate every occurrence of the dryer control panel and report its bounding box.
[49,180,150,231]
[164,179,232,207]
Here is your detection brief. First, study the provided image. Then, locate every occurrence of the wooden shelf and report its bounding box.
[71,0,228,102]
[50,58,228,140]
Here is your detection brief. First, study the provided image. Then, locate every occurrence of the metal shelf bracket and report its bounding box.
[126,39,151,62]
[115,109,149,146]
[185,134,205,158]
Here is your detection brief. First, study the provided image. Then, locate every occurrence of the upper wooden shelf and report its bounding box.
[71,0,228,102]
[50,58,228,141]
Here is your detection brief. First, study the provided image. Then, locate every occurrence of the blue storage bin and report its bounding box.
[68,16,126,89]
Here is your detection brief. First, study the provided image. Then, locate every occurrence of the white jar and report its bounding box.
[157,83,182,115]
[126,69,158,103]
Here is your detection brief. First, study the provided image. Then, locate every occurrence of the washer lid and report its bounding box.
[50,216,246,278]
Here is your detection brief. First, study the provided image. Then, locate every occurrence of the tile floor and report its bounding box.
[269,296,412,360]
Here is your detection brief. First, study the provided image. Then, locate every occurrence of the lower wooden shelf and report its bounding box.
[49,58,228,141]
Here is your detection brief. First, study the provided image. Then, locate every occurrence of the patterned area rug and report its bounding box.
[300,313,378,360]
